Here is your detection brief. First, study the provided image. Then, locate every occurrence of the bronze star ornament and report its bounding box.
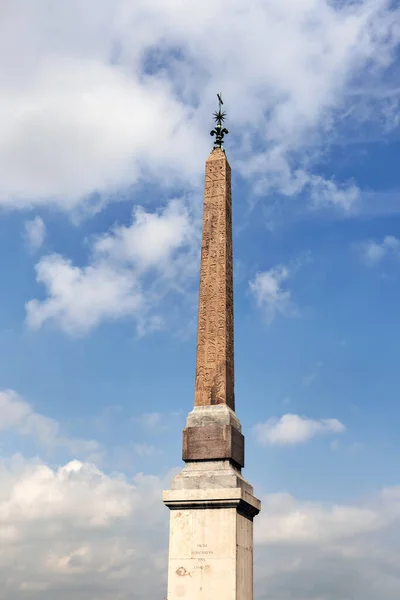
[210,92,229,149]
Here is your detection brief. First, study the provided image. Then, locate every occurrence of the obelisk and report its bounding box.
[163,96,260,600]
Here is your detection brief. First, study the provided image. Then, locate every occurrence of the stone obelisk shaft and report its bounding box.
[194,148,235,410]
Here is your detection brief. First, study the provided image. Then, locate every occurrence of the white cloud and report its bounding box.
[308,175,360,211]
[0,455,170,599]
[0,0,397,210]
[0,56,202,210]
[256,491,386,545]
[26,199,199,335]
[0,396,396,599]
[26,254,144,335]
[243,150,361,211]
[93,199,196,272]
[0,452,400,599]
[249,266,295,323]
[0,390,99,457]
[361,235,400,265]
[253,413,346,446]
[23,216,46,251]
[0,459,134,526]
[253,487,400,599]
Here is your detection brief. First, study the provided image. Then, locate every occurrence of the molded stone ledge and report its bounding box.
[169,460,254,495]
[162,487,261,521]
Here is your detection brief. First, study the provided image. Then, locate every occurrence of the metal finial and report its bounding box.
[210,93,229,150]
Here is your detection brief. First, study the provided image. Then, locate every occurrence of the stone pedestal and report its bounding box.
[182,405,244,469]
[163,487,260,600]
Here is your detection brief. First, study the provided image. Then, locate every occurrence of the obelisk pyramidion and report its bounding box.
[163,95,261,600]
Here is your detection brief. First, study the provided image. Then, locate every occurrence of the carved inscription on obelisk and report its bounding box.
[194,148,234,410]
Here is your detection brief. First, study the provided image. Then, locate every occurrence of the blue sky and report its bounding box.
[1,1,400,598]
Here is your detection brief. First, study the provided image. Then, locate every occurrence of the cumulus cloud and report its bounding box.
[0,0,398,210]
[249,266,295,324]
[26,254,144,335]
[361,235,400,265]
[254,488,400,600]
[0,453,399,599]
[0,395,397,599]
[0,56,202,209]
[26,199,198,335]
[93,200,196,273]
[0,390,100,457]
[253,413,346,446]
[23,216,46,251]
[256,491,387,545]
[0,455,170,599]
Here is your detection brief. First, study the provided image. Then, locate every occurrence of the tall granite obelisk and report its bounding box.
[163,96,260,600]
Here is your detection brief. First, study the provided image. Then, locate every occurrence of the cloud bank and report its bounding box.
[0,0,398,210]
[0,454,399,599]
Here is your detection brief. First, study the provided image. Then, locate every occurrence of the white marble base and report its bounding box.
[163,488,260,600]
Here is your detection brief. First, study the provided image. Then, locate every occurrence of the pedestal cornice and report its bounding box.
[163,487,261,521]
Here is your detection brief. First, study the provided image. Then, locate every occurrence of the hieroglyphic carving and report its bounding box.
[194,148,235,411]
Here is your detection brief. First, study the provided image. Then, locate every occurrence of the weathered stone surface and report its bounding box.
[182,424,244,469]
[162,488,260,600]
[186,405,241,431]
[170,462,252,495]
[170,460,254,495]
[194,149,235,410]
